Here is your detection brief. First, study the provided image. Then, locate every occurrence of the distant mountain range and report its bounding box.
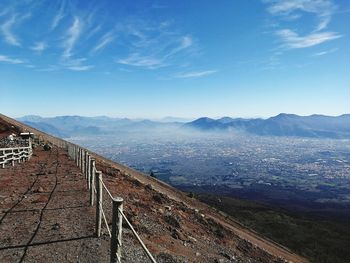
[17,115,182,137]
[18,114,350,139]
[184,113,350,138]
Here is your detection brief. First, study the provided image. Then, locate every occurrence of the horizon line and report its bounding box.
[10,112,350,121]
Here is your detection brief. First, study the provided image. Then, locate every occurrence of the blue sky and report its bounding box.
[0,0,349,119]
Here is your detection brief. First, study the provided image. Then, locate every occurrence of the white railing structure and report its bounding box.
[66,143,157,263]
[0,140,32,168]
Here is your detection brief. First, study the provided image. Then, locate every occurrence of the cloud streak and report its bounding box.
[51,1,65,30]
[174,70,217,79]
[277,29,342,49]
[60,57,94,72]
[31,42,47,53]
[0,54,24,64]
[0,2,203,76]
[263,0,342,51]
[312,48,338,56]
[91,31,115,54]
[117,53,164,69]
[62,17,82,58]
[1,15,21,46]
[115,20,196,70]
[265,0,336,31]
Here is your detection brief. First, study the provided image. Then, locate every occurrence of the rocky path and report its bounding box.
[0,146,108,262]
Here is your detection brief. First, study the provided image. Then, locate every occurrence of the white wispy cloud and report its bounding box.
[117,34,194,69]
[265,0,336,31]
[91,31,115,53]
[115,19,197,70]
[51,2,65,30]
[263,0,342,51]
[166,36,193,58]
[312,48,338,56]
[62,17,82,58]
[276,29,342,48]
[1,15,21,46]
[0,8,9,17]
[60,57,94,71]
[31,41,47,53]
[174,70,217,79]
[67,65,94,71]
[0,54,24,64]
[117,53,165,69]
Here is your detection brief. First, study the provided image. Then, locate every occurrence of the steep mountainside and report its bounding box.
[0,114,308,262]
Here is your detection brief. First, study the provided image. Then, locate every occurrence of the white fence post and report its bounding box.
[111,197,124,263]
[87,155,91,189]
[95,171,102,237]
[90,159,95,206]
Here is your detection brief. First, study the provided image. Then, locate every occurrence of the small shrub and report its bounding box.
[150,171,157,178]
[43,143,52,151]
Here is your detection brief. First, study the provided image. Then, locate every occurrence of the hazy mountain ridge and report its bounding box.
[18,115,183,137]
[184,113,350,138]
[18,113,350,139]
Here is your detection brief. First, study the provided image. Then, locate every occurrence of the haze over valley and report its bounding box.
[20,114,350,220]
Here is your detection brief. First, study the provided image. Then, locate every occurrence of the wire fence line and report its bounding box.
[66,142,157,263]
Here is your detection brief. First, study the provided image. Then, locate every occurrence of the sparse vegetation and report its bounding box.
[43,143,52,151]
[149,170,156,178]
[187,192,197,198]
[198,194,350,263]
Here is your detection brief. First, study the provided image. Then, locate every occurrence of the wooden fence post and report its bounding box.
[78,148,81,168]
[75,146,78,164]
[81,150,84,171]
[95,171,102,237]
[82,150,84,172]
[87,155,91,189]
[83,151,86,175]
[90,159,95,206]
[86,153,89,180]
[79,148,83,171]
[111,197,124,263]
[83,151,86,178]
[75,147,77,164]
[77,148,79,167]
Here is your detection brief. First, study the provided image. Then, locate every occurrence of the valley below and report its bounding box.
[68,132,350,263]
[69,133,350,218]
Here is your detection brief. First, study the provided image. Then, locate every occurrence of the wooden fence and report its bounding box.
[0,140,32,168]
[66,142,157,263]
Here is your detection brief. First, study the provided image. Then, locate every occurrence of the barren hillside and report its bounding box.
[0,114,308,263]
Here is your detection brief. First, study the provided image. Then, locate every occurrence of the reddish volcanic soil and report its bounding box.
[0,115,308,262]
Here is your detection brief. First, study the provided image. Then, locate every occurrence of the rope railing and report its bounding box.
[65,142,157,263]
[118,208,157,263]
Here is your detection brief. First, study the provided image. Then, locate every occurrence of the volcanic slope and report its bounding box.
[0,114,308,262]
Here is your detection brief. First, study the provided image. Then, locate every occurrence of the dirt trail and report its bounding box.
[0,147,103,262]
